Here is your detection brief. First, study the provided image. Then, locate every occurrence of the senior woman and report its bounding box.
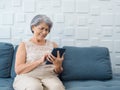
[13,15,65,90]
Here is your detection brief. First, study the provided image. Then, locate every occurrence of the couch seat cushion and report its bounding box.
[61,46,112,81]
[0,42,14,78]
[64,75,120,90]
[66,86,120,90]
[0,78,14,90]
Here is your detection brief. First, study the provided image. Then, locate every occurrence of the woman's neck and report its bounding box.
[30,37,46,45]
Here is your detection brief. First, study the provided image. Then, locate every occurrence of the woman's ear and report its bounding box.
[31,26,35,33]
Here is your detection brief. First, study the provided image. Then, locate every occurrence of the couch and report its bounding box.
[0,42,120,90]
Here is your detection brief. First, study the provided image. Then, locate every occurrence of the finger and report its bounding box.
[61,53,65,58]
[44,53,49,57]
[50,54,56,60]
[46,57,50,61]
[48,57,54,63]
[57,51,60,58]
[48,55,54,62]
[60,53,65,60]
[47,57,52,62]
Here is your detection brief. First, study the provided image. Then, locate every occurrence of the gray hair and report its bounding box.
[30,15,53,33]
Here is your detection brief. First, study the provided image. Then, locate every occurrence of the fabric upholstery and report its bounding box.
[0,42,120,90]
[61,46,112,81]
[66,86,120,90]
[0,42,14,78]
[11,46,18,78]
[64,75,120,90]
[0,78,14,90]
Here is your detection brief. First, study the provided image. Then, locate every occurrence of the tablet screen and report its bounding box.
[51,48,66,57]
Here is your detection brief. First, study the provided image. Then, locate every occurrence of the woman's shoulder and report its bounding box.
[17,42,26,52]
[47,40,58,48]
[18,40,32,49]
[18,42,25,47]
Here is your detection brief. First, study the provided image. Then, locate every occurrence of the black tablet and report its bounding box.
[51,48,66,57]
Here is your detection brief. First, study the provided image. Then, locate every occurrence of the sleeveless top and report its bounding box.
[25,40,53,63]
[23,40,57,78]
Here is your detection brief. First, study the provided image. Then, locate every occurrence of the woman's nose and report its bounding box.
[42,29,48,34]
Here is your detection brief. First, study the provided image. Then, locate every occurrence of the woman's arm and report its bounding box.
[52,50,64,74]
[49,42,64,74]
[15,42,46,75]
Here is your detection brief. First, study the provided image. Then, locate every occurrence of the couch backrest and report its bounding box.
[0,42,14,78]
[60,46,112,81]
[0,42,113,81]
[11,45,18,78]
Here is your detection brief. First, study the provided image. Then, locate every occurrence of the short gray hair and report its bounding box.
[30,15,53,33]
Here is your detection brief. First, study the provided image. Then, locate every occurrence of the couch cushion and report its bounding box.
[0,87,13,90]
[11,45,18,78]
[66,86,120,90]
[0,42,14,78]
[0,78,14,90]
[64,75,120,90]
[60,46,112,81]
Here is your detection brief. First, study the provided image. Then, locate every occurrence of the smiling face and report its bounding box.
[32,22,50,41]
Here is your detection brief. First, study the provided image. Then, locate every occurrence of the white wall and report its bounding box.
[0,0,120,73]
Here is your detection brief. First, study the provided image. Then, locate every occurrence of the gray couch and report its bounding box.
[0,42,120,90]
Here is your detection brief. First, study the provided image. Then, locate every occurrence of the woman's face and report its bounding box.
[32,22,50,41]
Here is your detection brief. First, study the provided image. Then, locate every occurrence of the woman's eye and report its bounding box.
[40,28,44,30]
[45,29,49,32]
[38,27,49,32]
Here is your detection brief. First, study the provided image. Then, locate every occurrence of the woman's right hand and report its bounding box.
[37,53,49,65]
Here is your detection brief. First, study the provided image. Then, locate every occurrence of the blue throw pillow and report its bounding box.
[11,45,18,78]
[0,42,14,78]
[60,46,112,81]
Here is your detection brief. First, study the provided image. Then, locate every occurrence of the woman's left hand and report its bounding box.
[47,51,64,74]
[47,51,64,67]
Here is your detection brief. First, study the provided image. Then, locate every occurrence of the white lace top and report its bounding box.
[25,40,53,63]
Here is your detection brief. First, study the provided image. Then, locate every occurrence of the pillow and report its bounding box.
[11,45,18,78]
[60,46,112,81]
[0,42,14,78]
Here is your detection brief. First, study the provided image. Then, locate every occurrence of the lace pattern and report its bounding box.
[24,40,53,63]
